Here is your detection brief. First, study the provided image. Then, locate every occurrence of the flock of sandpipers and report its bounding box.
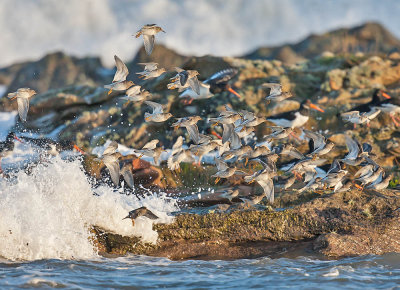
[1,24,399,223]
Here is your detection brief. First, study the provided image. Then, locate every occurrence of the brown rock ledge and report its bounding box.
[92,189,400,260]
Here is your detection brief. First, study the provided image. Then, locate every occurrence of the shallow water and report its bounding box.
[1,254,400,288]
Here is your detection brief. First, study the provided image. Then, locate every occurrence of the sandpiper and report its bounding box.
[7,88,37,122]
[123,206,159,226]
[144,101,173,122]
[135,24,165,55]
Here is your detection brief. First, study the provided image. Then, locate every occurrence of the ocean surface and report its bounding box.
[1,254,400,288]
[1,0,400,67]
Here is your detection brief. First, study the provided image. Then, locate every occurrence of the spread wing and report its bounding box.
[113,55,129,83]
[188,76,200,95]
[171,136,183,155]
[121,165,134,189]
[17,97,30,122]
[229,131,241,150]
[341,111,360,121]
[344,135,359,160]
[138,62,158,71]
[281,145,304,160]
[143,34,155,55]
[262,83,282,96]
[142,139,159,150]
[205,68,237,84]
[104,160,120,186]
[179,71,189,86]
[126,85,141,96]
[143,209,159,220]
[366,109,380,120]
[186,124,200,144]
[304,130,325,151]
[257,176,274,203]
[222,124,234,144]
[144,101,163,114]
[215,157,228,171]
[103,141,118,156]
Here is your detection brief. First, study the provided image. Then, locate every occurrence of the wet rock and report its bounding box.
[245,22,400,64]
[4,51,107,96]
[92,190,400,260]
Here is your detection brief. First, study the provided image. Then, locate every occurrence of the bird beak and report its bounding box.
[13,135,23,143]
[73,145,86,155]
[382,92,391,99]
[227,87,242,99]
[162,29,166,33]
[309,103,325,113]
[122,215,129,220]
[211,130,222,140]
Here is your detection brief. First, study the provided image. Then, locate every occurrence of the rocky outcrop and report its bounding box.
[93,189,400,260]
[246,22,400,64]
[2,51,107,97]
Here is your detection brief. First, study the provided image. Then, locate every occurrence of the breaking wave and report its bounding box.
[0,156,177,261]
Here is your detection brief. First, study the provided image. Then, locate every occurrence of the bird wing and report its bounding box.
[366,109,380,120]
[354,164,374,179]
[344,135,359,160]
[215,157,228,171]
[304,130,325,151]
[257,176,274,203]
[281,145,305,160]
[104,160,120,186]
[16,97,29,122]
[188,76,200,95]
[121,165,134,189]
[153,149,162,166]
[113,55,129,82]
[179,71,189,86]
[143,209,159,220]
[327,159,341,174]
[262,83,281,95]
[143,34,155,55]
[205,68,237,84]
[341,111,360,121]
[222,123,236,145]
[186,124,200,144]
[103,141,118,156]
[126,85,141,96]
[171,136,184,155]
[229,131,241,150]
[138,62,158,71]
[362,142,373,154]
[142,139,159,150]
[144,101,163,114]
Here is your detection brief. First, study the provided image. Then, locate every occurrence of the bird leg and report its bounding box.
[353,123,357,129]
[214,177,221,184]
[107,89,113,95]
[391,114,400,127]
[245,158,249,166]
[289,131,301,141]
[292,171,303,181]
[210,131,222,140]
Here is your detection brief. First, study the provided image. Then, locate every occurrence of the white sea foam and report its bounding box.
[0,0,399,67]
[0,156,177,261]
